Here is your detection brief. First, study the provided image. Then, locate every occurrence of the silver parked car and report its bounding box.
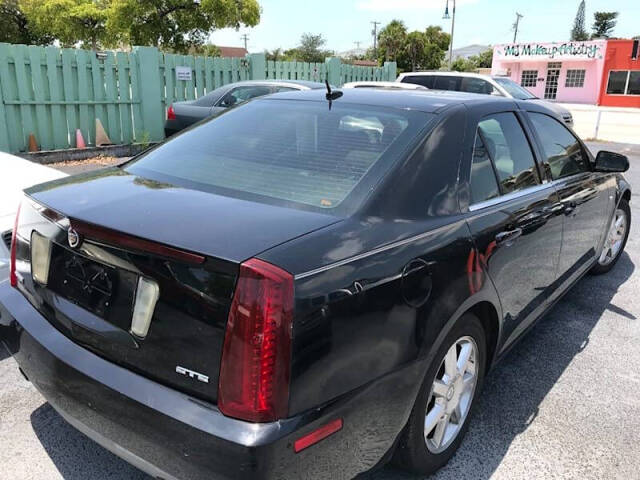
[164,80,327,137]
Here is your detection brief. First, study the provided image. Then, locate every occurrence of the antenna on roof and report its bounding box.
[325,80,343,110]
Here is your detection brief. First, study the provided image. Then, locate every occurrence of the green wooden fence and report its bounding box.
[0,44,397,154]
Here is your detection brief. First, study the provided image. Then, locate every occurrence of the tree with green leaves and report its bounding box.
[21,0,109,49]
[471,49,493,68]
[405,31,426,71]
[591,11,618,39]
[21,0,260,52]
[378,20,407,63]
[265,48,283,61]
[280,33,333,62]
[422,26,450,70]
[106,0,260,53]
[0,0,54,45]
[570,1,588,41]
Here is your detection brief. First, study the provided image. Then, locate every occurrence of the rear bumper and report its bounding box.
[0,283,415,480]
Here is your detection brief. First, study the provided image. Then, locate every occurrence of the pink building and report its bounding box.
[491,40,607,104]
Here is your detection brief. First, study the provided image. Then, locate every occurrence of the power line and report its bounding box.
[513,12,523,43]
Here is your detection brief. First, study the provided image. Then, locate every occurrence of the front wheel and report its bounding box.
[393,313,486,475]
[592,199,631,275]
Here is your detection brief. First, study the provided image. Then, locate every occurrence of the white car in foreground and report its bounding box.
[397,71,574,127]
[0,153,66,281]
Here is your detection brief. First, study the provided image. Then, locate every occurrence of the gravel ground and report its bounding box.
[1,141,639,480]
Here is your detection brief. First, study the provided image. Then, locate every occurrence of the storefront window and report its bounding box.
[629,72,640,95]
[565,70,586,88]
[607,71,640,95]
[520,70,538,87]
[607,71,630,94]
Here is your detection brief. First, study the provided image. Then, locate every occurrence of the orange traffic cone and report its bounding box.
[75,129,86,149]
[28,133,38,152]
[95,119,112,146]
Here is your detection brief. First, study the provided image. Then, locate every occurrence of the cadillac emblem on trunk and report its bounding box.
[67,228,82,249]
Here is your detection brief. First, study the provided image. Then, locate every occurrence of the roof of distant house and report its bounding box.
[351,60,378,67]
[218,46,248,58]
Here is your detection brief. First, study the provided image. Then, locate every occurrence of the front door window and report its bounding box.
[544,62,562,100]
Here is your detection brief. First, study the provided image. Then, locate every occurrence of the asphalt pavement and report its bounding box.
[1,141,639,479]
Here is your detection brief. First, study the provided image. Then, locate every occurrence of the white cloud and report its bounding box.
[357,0,478,12]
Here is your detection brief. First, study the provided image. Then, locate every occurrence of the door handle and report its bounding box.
[495,228,523,247]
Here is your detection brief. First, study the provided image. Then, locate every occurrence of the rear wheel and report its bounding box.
[393,314,486,475]
[592,199,630,275]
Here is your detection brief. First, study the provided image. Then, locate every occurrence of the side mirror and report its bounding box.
[595,150,629,173]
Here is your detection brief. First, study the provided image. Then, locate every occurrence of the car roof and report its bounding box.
[262,87,518,114]
[399,71,494,80]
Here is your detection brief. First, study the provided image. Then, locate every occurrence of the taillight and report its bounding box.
[167,105,176,120]
[9,203,21,288]
[218,258,293,423]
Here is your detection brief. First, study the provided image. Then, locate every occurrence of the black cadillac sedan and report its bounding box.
[0,88,631,480]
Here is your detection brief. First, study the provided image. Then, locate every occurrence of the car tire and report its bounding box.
[591,199,631,275]
[392,313,486,476]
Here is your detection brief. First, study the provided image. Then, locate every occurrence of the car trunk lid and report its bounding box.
[14,169,339,404]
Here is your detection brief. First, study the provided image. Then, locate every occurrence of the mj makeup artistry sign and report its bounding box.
[495,41,605,61]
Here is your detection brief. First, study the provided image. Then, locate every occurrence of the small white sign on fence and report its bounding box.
[176,66,192,81]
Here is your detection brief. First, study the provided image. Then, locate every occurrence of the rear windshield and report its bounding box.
[126,99,433,213]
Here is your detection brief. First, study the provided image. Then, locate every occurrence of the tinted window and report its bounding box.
[493,77,536,99]
[273,86,299,93]
[477,113,539,194]
[460,78,496,95]
[470,134,500,204]
[628,71,640,95]
[193,92,218,107]
[401,75,434,88]
[433,76,461,91]
[219,86,272,107]
[529,112,590,180]
[606,71,628,94]
[127,100,432,211]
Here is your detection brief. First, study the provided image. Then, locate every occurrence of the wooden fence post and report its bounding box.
[248,53,266,80]
[325,57,342,86]
[384,61,397,82]
[133,46,164,142]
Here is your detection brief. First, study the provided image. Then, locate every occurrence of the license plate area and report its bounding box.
[48,244,138,329]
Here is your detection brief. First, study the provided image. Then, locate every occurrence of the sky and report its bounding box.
[209,0,640,54]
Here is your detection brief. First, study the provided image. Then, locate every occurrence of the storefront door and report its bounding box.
[544,62,562,100]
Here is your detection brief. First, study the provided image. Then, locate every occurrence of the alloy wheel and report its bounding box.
[599,208,627,266]
[424,336,478,454]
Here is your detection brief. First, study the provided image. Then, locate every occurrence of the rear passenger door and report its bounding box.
[465,111,564,350]
[527,112,611,276]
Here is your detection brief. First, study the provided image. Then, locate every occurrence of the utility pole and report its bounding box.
[371,21,381,58]
[443,0,456,70]
[354,41,362,50]
[241,33,249,51]
[513,13,523,43]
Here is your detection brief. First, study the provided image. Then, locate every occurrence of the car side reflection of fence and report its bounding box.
[0,43,397,154]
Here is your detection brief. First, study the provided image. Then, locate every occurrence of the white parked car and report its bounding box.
[0,153,66,282]
[397,71,573,126]
[342,81,429,91]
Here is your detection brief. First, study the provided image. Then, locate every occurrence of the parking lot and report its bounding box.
[1,141,639,480]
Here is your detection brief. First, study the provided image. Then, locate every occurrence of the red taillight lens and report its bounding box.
[167,105,176,120]
[9,203,21,288]
[218,258,294,423]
